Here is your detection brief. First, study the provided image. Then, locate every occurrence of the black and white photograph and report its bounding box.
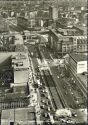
[0,0,87,125]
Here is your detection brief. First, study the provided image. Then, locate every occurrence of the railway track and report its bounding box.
[42,69,65,110]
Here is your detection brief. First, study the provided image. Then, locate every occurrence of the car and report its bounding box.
[40,89,46,93]
[82,72,88,75]
[65,91,68,95]
[57,76,59,78]
[71,92,74,95]
[40,105,45,109]
[61,119,66,123]
[66,119,73,123]
[72,112,77,117]
[48,107,51,111]
[76,100,79,104]
[43,113,50,118]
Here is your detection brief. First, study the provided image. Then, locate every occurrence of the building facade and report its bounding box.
[48,28,87,54]
[69,53,87,74]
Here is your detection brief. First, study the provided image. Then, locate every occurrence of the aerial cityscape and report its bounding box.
[0,0,87,125]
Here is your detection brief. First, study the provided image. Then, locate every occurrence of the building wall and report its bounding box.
[77,61,87,74]
[61,37,73,53]
[77,39,87,52]
[69,55,87,74]
[73,37,87,52]
[49,29,87,54]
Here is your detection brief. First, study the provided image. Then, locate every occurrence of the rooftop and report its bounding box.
[1,107,36,125]
[12,53,29,69]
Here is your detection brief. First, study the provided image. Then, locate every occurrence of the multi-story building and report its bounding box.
[67,53,87,98]
[48,26,87,54]
[0,52,29,110]
[69,53,87,74]
[11,53,29,85]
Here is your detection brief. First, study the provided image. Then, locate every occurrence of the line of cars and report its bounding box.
[35,71,54,125]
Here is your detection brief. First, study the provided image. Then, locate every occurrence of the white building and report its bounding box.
[69,53,87,74]
[12,53,29,84]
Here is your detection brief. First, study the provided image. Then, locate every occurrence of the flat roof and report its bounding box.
[1,107,36,125]
[69,53,87,62]
[12,53,29,69]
